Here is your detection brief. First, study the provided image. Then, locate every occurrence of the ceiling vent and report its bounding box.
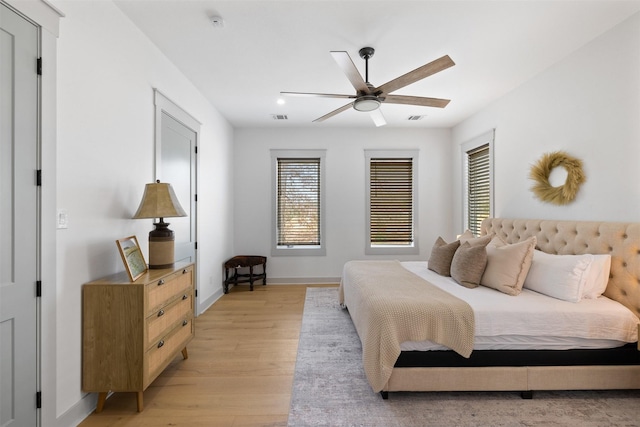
[407,115,424,121]
[272,114,288,120]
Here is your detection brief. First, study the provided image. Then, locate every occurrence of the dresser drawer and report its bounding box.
[146,318,194,382]
[146,266,193,316]
[146,292,193,350]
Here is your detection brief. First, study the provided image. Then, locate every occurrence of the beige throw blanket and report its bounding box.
[339,260,475,392]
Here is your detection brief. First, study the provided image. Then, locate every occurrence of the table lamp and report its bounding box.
[132,180,187,269]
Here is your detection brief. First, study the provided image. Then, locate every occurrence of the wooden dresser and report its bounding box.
[82,262,195,412]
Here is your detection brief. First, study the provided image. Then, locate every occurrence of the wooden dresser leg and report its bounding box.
[136,391,144,412]
[96,392,107,413]
[181,347,189,359]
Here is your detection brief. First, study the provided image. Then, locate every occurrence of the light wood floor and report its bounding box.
[78,284,337,427]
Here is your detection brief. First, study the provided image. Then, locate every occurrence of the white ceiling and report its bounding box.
[113,0,640,128]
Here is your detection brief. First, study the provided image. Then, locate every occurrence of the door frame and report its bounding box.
[153,89,200,312]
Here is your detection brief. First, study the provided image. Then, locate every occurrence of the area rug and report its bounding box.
[287,287,640,427]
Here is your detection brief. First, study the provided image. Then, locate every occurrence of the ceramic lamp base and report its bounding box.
[148,220,175,269]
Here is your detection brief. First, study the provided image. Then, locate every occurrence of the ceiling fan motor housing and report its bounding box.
[353,95,381,112]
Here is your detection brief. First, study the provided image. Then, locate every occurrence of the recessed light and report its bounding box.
[277,98,285,105]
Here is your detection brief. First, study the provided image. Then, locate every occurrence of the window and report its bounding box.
[271,150,326,256]
[462,131,494,236]
[365,150,418,255]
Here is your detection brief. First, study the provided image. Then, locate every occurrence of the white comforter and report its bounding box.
[400,261,639,350]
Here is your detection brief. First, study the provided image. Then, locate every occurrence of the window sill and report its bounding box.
[271,246,326,257]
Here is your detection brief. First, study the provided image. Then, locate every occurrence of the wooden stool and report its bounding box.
[223,255,267,293]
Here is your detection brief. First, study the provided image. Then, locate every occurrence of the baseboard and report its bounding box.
[55,392,98,427]
[198,287,224,315]
[267,277,340,285]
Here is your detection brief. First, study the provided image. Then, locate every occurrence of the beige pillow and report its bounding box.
[459,230,493,247]
[450,241,488,289]
[480,236,537,295]
[428,237,460,276]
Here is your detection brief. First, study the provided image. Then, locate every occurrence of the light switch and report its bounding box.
[57,209,68,229]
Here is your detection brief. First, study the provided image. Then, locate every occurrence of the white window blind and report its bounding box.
[369,158,413,246]
[276,158,321,246]
[466,144,490,236]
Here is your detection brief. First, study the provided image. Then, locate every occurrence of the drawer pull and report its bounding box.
[157,340,165,349]
[182,294,188,300]
[157,279,165,286]
[157,309,165,317]
[182,319,188,327]
[182,269,187,274]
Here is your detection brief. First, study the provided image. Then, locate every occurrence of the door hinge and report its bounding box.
[194,146,198,154]
[195,289,198,297]
[36,170,42,186]
[36,281,42,297]
[194,241,198,250]
[194,194,197,202]
[36,391,42,409]
[37,58,42,76]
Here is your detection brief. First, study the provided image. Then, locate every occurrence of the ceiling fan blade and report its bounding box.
[313,102,353,123]
[330,51,369,93]
[384,94,450,108]
[377,55,455,95]
[370,109,386,127]
[280,91,355,99]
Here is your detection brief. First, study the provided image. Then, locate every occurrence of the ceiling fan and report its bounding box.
[281,47,455,127]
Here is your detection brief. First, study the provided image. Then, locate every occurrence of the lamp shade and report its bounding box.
[132,180,187,219]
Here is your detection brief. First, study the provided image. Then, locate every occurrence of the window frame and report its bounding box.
[461,130,494,236]
[365,149,419,255]
[271,149,326,256]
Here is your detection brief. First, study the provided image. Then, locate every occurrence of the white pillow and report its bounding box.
[523,250,594,303]
[581,254,611,299]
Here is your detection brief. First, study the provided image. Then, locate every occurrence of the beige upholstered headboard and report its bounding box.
[481,218,640,319]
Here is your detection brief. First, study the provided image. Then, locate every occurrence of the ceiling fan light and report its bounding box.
[353,96,381,112]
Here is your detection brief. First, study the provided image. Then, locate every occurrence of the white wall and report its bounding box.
[452,12,640,228]
[52,1,234,424]
[233,127,453,282]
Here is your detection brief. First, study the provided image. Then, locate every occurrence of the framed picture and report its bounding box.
[116,236,147,282]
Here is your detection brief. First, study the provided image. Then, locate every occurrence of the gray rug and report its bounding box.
[287,287,640,427]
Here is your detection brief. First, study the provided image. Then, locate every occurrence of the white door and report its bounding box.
[159,111,196,265]
[0,3,39,426]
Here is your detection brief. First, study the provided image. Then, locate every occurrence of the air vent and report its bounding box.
[272,114,288,120]
[407,115,424,121]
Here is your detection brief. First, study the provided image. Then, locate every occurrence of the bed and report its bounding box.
[339,218,640,398]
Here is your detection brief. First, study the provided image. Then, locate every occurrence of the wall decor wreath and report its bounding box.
[529,151,586,205]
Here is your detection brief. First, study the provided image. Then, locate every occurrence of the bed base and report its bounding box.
[381,365,640,398]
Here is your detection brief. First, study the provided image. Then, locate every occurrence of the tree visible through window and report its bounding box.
[276,158,321,247]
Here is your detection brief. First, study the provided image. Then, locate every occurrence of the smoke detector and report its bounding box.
[210,16,225,27]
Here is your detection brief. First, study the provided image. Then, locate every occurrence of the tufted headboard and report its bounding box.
[481,218,640,319]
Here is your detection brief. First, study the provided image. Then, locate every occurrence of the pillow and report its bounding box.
[450,241,489,288]
[582,254,612,299]
[480,236,537,296]
[458,229,493,247]
[523,250,594,302]
[427,237,460,276]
